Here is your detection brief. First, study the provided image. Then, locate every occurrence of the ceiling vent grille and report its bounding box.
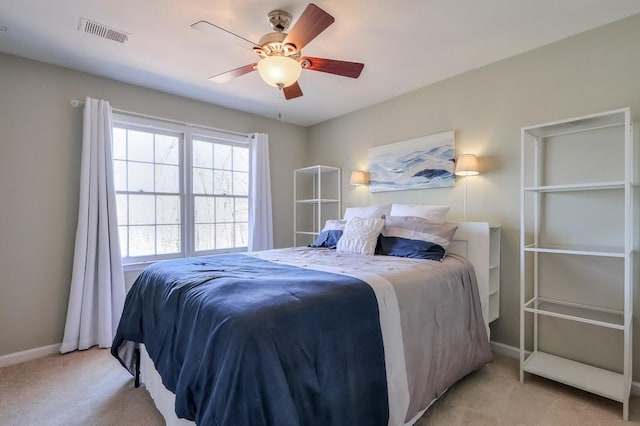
[78,17,129,44]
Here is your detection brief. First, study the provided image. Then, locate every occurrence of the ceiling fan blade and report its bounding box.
[300,57,364,78]
[209,63,257,83]
[283,82,303,100]
[191,20,260,48]
[283,4,335,51]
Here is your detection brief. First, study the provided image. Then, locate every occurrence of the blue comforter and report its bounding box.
[112,254,388,425]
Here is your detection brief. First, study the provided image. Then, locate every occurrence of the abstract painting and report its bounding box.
[368,131,455,192]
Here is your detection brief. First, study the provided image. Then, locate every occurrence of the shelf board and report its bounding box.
[523,243,625,258]
[524,297,624,329]
[295,165,340,174]
[523,351,625,402]
[295,198,340,204]
[523,181,625,192]
[522,109,627,138]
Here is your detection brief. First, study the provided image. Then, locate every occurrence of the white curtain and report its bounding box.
[60,97,126,353]
[248,133,273,251]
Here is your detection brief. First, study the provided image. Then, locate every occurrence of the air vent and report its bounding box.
[78,17,129,44]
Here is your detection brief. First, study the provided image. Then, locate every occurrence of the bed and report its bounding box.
[112,221,493,426]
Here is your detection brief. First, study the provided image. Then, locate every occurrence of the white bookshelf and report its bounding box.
[489,225,501,323]
[450,222,500,328]
[519,108,634,420]
[293,166,341,246]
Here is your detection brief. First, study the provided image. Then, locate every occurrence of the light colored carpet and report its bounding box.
[0,348,637,425]
[0,348,164,425]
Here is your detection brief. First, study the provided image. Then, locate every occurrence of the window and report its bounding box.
[112,114,249,266]
[192,136,249,251]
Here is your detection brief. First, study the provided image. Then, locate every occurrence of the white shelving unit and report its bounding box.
[519,108,634,419]
[450,222,500,329]
[489,225,501,323]
[294,165,341,246]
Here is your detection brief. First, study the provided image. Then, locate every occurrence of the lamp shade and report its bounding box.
[256,56,302,88]
[350,170,369,185]
[455,154,479,176]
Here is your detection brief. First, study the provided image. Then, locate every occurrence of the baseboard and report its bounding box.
[490,340,527,359]
[0,343,60,368]
[490,340,640,397]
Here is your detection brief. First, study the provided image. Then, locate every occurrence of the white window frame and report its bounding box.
[112,113,250,271]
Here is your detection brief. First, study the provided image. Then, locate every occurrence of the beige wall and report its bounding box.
[0,53,307,356]
[307,14,640,374]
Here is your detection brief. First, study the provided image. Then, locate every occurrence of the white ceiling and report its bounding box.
[1,1,639,127]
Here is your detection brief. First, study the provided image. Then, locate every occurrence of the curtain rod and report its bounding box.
[70,99,250,138]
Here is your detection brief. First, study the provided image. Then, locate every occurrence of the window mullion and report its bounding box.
[184,126,193,258]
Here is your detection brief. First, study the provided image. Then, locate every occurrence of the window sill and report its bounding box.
[122,248,248,273]
[123,261,157,273]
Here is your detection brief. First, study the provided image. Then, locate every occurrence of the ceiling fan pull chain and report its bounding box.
[278,88,285,123]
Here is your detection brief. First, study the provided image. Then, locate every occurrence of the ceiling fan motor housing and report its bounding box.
[254,32,299,59]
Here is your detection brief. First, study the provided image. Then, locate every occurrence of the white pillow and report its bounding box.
[322,219,347,231]
[343,204,391,220]
[336,217,385,255]
[389,204,450,224]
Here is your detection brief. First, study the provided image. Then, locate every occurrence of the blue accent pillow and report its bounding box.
[375,216,458,261]
[375,235,446,260]
[309,230,343,249]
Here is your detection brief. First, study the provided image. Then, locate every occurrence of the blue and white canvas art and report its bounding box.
[368,131,455,192]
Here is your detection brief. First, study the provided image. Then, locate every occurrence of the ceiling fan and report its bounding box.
[191,3,364,100]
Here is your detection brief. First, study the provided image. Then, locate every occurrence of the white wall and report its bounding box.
[0,53,307,356]
[307,14,640,376]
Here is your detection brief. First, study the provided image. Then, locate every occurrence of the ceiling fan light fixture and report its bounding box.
[256,55,302,88]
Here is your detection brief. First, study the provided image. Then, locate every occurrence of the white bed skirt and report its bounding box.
[140,345,192,426]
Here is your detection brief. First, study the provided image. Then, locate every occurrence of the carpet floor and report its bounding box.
[0,348,637,425]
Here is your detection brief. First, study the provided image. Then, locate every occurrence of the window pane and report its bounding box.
[214,143,232,170]
[157,195,180,225]
[113,160,127,191]
[128,130,154,162]
[129,226,155,256]
[118,226,128,257]
[194,196,215,224]
[215,223,234,249]
[232,171,248,196]
[213,170,232,195]
[113,128,127,160]
[155,164,179,193]
[129,195,155,225]
[155,134,179,165]
[128,162,154,192]
[157,225,181,254]
[195,224,214,251]
[193,168,213,194]
[235,198,248,222]
[116,194,128,225]
[235,223,247,247]
[216,197,234,222]
[233,146,249,172]
[193,140,213,168]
